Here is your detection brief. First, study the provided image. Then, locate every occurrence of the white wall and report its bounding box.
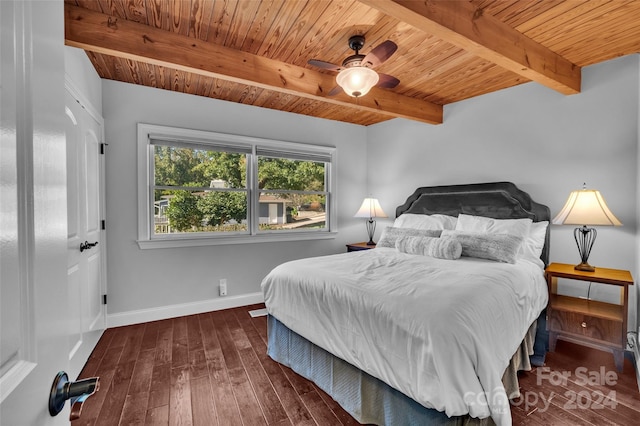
[64,46,102,114]
[102,81,368,322]
[367,55,639,331]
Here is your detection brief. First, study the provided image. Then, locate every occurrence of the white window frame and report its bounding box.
[136,123,337,249]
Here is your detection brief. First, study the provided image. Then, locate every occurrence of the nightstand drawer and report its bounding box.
[549,310,623,346]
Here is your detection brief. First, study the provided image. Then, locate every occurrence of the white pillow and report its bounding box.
[520,221,548,268]
[393,213,458,230]
[455,214,532,239]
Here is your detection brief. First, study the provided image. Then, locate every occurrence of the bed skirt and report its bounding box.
[267,314,542,426]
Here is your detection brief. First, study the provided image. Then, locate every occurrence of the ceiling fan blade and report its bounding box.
[308,59,342,72]
[328,85,343,96]
[362,40,398,68]
[376,73,400,89]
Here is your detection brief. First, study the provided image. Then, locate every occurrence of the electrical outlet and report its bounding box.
[219,278,227,296]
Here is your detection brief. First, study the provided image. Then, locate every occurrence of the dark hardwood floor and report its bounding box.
[72,304,640,425]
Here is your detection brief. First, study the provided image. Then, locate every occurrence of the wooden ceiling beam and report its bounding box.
[359,0,581,95]
[64,4,442,125]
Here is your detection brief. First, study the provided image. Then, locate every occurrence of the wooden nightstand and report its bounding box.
[545,262,634,372]
[346,242,376,252]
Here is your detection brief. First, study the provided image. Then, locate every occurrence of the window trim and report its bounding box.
[136,123,337,249]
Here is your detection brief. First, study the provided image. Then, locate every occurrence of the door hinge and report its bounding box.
[101,219,106,230]
[100,143,108,154]
[102,294,107,305]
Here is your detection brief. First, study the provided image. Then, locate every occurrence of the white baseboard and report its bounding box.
[106,292,264,328]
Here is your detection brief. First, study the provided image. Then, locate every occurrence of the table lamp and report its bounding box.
[552,184,622,271]
[354,198,387,245]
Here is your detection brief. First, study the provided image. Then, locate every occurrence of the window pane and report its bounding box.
[154,145,247,188]
[259,192,326,231]
[154,189,248,234]
[257,157,325,191]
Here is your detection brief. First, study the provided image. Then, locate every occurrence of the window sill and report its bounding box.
[137,231,337,249]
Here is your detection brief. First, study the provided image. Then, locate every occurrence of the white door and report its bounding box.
[65,87,106,379]
[1,1,78,425]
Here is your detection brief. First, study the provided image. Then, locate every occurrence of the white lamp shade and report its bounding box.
[336,67,379,97]
[354,198,387,219]
[552,189,622,226]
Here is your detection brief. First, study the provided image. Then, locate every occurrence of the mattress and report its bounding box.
[261,248,548,425]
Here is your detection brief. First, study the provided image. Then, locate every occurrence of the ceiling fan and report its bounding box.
[308,35,400,98]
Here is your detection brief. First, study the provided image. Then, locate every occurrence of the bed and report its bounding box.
[261,182,550,426]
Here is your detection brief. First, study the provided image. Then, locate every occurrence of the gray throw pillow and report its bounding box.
[440,230,524,264]
[395,236,462,260]
[377,227,442,248]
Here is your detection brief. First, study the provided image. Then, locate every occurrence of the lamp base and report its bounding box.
[365,218,376,246]
[573,226,597,273]
[574,262,595,272]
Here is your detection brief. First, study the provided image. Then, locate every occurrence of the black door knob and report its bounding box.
[79,241,99,252]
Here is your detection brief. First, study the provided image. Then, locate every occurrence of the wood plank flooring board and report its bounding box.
[232,308,269,354]
[223,308,253,351]
[100,344,127,372]
[80,341,111,379]
[201,312,246,425]
[255,316,268,346]
[119,325,145,364]
[75,344,128,425]
[144,404,169,425]
[97,360,136,426]
[189,375,218,426]
[239,328,317,424]
[188,348,209,380]
[171,317,190,368]
[278,362,317,396]
[127,348,155,395]
[147,363,171,410]
[107,324,132,350]
[509,404,542,426]
[237,346,289,424]
[227,366,269,426]
[211,311,244,371]
[313,386,362,426]
[140,321,161,352]
[169,365,193,425]
[119,392,149,426]
[232,307,319,425]
[198,313,226,365]
[73,304,640,426]
[155,324,174,365]
[298,389,344,426]
[186,314,205,353]
[206,360,244,426]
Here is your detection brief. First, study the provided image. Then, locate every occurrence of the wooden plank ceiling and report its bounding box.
[65,0,640,126]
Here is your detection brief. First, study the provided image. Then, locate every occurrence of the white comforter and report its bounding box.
[261,247,548,426]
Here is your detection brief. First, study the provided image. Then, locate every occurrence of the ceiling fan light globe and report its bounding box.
[336,67,379,97]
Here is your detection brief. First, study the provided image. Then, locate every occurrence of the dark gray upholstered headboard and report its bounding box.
[396,182,551,266]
